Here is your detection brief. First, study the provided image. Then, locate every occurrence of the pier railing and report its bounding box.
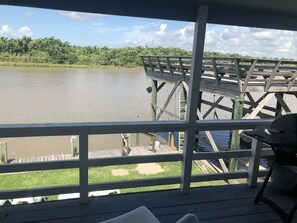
[0,119,272,204]
[141,56,297,95]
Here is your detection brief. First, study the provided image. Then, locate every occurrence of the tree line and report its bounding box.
[0,36,245,67]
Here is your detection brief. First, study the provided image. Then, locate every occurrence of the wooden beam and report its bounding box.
[287,73,297,90]
[197,110,229,173]
[242,59,257,91]
[275,92,283,117]
[265,61,281,91]
[181,6,208,194]
[275,92,291,114]
[157,82,166,92]
[203,96,224,119]
[244,93,274,119]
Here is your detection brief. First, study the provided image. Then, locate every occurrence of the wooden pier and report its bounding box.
[141,56,297,171]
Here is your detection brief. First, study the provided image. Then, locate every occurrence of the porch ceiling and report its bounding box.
[0,0,297,31]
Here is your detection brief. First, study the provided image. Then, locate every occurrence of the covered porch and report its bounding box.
[1,184,296,223]
[1,1,297,223]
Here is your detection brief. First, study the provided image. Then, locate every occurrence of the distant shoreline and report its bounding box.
[0,62,142,69]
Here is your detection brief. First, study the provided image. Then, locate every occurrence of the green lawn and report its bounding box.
[0,162,226,196]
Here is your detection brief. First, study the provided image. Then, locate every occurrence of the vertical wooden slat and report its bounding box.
[247,137,263,187]
[234,58,243,91]
[212,58,220,86]
[148,56,154,73]
[140,56,147,70]
[265,61,281,91]
[181,6,208,194]
[242,59,257,91]
[79,129,88,204]
[166,57,173,76]
[179,57,186,79]
[156,56,163,75]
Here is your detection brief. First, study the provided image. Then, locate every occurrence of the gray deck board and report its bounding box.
[0,184,296,223]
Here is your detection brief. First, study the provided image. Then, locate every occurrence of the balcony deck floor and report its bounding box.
[1,184,296,223]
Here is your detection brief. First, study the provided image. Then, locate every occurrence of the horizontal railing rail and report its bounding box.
[0,119,272,203]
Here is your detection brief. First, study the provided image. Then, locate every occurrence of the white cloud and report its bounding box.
[59,11,104,21]
[0,25,33,38]
[18,26,33,37]
[0,25,14,37]
[89,23,129,33]
[26,11,34,17]
[87,20,297,59]
[156,24,167,35]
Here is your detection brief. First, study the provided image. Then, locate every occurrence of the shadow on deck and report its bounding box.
[1,184,296,223]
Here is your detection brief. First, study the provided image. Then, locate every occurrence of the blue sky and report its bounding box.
[1,5,297,59]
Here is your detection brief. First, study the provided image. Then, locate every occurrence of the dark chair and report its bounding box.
[245,114,297,223]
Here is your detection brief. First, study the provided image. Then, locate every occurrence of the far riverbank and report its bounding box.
[0,61,142,69]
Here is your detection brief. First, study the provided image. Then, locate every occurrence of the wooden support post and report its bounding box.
[168,132,175,149]
[179,84,187,150]
[151,135,157,152]
[229,93,244,172]
[275,92,283,117]
[0,142,8,164]
[70,136,78,157]
[275,92,291,114]
[79,129,88,204]
[151,80,158,121]
[181,6,208,194]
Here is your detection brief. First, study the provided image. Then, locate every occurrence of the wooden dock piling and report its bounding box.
[70,136,78,157]
[0,142,8,164]
[229,93,244,172]
[178,84,187,150]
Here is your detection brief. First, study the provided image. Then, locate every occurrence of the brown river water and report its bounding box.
[0,67,175,159]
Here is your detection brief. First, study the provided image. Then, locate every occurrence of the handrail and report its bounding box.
[141,56,297,93]
[0,119,272,203]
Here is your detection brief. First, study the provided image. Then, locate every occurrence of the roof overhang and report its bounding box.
[0,0,297,31]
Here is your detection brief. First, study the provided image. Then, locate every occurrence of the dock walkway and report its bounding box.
[9,145,176,164]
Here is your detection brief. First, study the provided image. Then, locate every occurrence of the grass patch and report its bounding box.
[0,162,226,197]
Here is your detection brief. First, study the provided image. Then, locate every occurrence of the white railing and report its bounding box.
[0,119,272,204]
